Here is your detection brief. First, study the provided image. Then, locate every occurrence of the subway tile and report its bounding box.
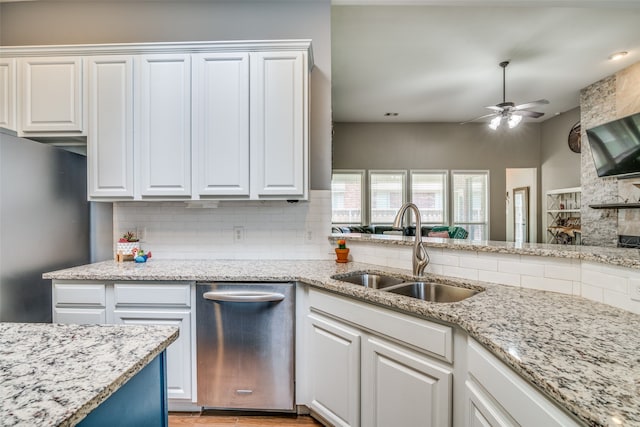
[544,263,580,281]
[580,284,604,302]
[461,254,498,272]
[498,260,544,277]
[521,276,573,295]
[429,252,459,267]
[478,270,520,286]
[441,265,479,281]
[603,290,640,315]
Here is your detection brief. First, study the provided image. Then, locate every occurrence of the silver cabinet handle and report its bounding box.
[203,291,285,303]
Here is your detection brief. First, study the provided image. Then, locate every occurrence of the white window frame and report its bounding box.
[331,169,366,225]
[409,170,449,226]
[451,170,490,240]
[368,170,407,225]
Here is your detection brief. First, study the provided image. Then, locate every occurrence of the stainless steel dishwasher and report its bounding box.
[196,282,295,411]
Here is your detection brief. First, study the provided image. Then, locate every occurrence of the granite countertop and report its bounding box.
[329,232,640,269]
[0,323,178,427]
[44,259,640,427]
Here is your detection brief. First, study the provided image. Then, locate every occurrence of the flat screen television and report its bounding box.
[586,112,640,178]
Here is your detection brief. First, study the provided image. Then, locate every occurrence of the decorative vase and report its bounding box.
[335,248,350,263]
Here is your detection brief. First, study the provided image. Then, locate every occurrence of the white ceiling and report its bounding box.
[331,1,640,123]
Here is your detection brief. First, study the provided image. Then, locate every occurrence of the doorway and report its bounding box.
[506,168,537,243]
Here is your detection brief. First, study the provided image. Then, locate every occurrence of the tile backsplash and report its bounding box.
[113,190,333,260]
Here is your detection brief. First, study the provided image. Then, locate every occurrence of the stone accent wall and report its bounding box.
[580,62,640,246]
[580,75,619,246]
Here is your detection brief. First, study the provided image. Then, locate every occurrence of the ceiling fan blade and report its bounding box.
[514,110,544,118]
[460,112,499,125]
[485,105,503,112]
[513,99,549,110]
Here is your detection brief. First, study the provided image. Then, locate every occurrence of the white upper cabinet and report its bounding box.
[0,58,16,131]
[251,51,308,199]
[2,41,311,201]
[139,54,192,198]
[19,57,84,135]
[192,52,250,197]
[87,56,134,199]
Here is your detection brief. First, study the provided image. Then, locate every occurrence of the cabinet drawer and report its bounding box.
[114,283,191,307]
[309,288,453,362]
[54,283,106,307]
[54,307,106,324]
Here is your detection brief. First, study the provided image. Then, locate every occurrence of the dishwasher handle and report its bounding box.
[203,290,285,303]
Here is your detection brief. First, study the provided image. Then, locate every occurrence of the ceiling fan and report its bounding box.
[463,61,549,129]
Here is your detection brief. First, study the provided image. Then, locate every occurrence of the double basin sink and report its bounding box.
[332,272,480,303]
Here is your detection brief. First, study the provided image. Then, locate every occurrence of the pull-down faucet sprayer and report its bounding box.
[392,203,429,277]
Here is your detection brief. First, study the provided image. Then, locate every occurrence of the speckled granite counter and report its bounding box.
[44,259,640,427]
[329,232,640,269]
[0,322,178,426]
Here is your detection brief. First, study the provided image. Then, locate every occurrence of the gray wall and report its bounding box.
[0,0,332,190]
[332,122,542,241]
[540,108,581,196]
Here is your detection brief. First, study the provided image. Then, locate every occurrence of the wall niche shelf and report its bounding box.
[589,203,640,209]
[546,187,581,245]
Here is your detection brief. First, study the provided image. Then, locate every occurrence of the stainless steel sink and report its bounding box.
[385,282,479,303]
[332,272,405,289]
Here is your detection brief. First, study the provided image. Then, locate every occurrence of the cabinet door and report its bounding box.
[113,309,192,401]
[193,52,249,197]
[465,379,517,427]
[139,54,191,197]
[19,57,83,133]
[0,58,16,131]
[362,336,452,427]
[251,51,307,199]
[87,56,134,198]
[308,313,360,427]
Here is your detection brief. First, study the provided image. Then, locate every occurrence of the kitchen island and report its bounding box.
[0,322,178,426]
[44,259,640,427]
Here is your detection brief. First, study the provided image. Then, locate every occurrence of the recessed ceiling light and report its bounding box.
[608,51,628,61]
[384,112,399,117]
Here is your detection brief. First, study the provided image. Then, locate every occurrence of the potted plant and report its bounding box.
[335,239,350,263]
[116,231,140,261]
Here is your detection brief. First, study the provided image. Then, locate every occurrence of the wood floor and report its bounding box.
[168,412,324,426]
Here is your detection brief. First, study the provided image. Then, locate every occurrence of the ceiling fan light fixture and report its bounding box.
[608,51,628,61]
[508,114,522,128]
[489,116,502,130]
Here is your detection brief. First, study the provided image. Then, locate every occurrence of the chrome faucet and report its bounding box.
[392,202,429,277]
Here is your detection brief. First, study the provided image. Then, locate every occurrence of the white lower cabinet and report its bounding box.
[465,338,583,427]
[113,309,192,400]
[52,280,195,405]
[308,313,361,427]
[362,336,452,427]
[307,289,453,427]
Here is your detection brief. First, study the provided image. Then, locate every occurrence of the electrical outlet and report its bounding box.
[306,230,313,241]
[233,226,245,243]
[137,227,147,242]
[631,279,640,302]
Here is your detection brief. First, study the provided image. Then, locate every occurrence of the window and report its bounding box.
[331,170,364,224]
[452,171,489,240]
[369,171,406,224]
[410,171,447,225]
